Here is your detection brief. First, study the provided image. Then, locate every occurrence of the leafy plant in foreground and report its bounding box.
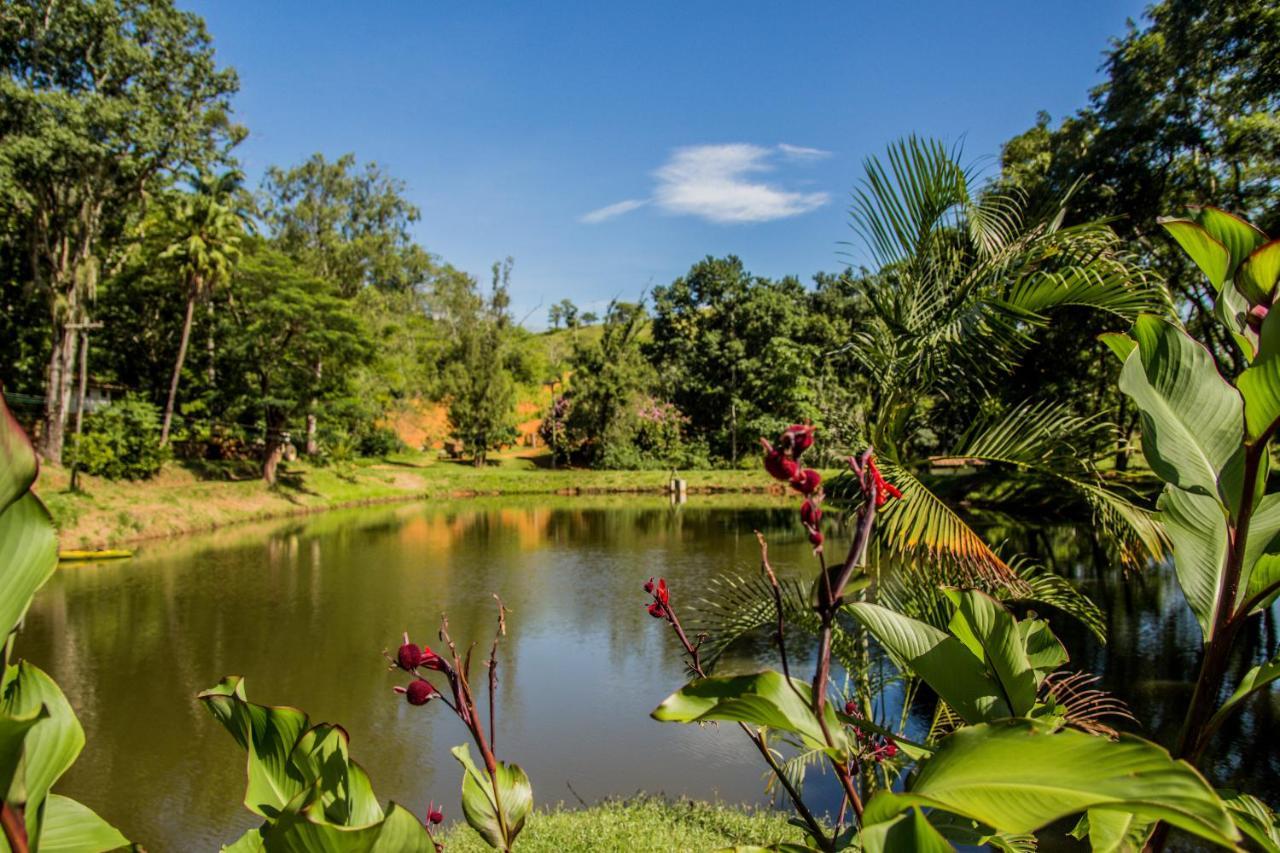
[201,598,530,851]
[0,390,131,851]
[646,425,1240,851]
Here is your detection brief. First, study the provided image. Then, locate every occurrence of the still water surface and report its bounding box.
[18,496,1280,849]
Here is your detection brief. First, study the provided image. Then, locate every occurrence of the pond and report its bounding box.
[17,496,1280,849]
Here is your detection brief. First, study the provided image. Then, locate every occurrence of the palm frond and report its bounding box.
[1008,560,1106,643]
[1040,671,1136,738]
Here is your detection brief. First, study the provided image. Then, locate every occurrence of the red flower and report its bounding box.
[761,439,800,482]
[779,424,815,457]
[647,602,666,619]
[427,802,444,825]
[1248,303,1269,333]
[401,679,437,706]
[419,646,449,673]
[655,578,669,606]
[865,457,902,507]
[843,700,857,716]
[790,469,822,496]
[800,498,822,527]
[397,641,424,671]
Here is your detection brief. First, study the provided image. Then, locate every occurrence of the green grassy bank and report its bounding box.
[441,797,808,852]
[36,450,798,549]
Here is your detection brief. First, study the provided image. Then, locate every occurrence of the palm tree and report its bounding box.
[158,170,246,448]
[696,140,1172,795]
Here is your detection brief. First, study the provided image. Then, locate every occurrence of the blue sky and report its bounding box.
[185,1,1148,326]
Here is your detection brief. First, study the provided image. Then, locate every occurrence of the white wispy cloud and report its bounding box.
[579,198,648,224]
[778,142,832,160]
[579,143,830,226]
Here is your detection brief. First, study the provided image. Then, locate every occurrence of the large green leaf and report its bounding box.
[1070,809,1154,853]
[1160,487,1230,642]
[1118,315,1244,505]
[0,705,45,803]
[844,602,1013,724]
[199,677,310,817]
[260,801,432,853]
[1237,306,1280,441]
[36,794,130,853]
[451,743,532,851]
[1205,654,1280,739]
[287,724,382,827]
[1197,207,1267,278]
[1237,239,1280,305]
[943,589,1037,716]
[650,671,851,756]
[1241,493,1280,615]
[1158,218,1229,290]
[0,494,59,640]
[0,393,38,515]
[861,720,1237,848]
[1221,791,1280,853]
[861,807,953,853]
[0,661,85,847]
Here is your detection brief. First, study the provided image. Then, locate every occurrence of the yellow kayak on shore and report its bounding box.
[58,549,134,562]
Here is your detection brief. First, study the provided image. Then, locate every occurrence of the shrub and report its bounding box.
[66,393,168,479]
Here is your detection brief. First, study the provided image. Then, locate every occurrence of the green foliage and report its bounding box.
[453,744,533,851]
[66,394,169,480]
[445,260,520,466]
[198,676,434,851]
[0,392,130,849]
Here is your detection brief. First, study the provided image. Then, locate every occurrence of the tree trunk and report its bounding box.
[160,286,198,448]
[40,314,77,463]
[206,299,217,385]
[73,329,88,437]
[305,359,322,455]
[262,413,287,485]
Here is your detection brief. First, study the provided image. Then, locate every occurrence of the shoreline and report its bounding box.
[36,454,796,550]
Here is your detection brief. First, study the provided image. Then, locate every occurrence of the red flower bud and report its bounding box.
[884,741,898,758]
[800,498,822,527]
[779,424,815,457]
[655,578,670,606]
[843,700,857,716]
[807,527,824,548]
[404,679,437,706]
[762,443,800,482]
[643,577,655,594]
[428,807,444,825]
[1248,303,1269,333]
[790,469,822,496]
[397,642,424,671]
[419,646,449,673]
[647,602,665,619]
[865,457,902,507]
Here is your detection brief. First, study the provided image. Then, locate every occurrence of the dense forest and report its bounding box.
[1,0,1276,484]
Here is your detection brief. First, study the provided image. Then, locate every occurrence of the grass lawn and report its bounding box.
[35,449,803,549]
[441,797,809,852]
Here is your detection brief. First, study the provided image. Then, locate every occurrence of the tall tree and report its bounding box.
[0,0,240,462]
[223,240,366,483]
[1000,0,1280,371]
[445,259,518,467]
[157,170,245,446]
[259,153,431,452]
[648,256,821,464]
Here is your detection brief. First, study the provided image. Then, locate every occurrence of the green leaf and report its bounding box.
[1237,239,1280,305]
[1221,790,1280,853]
[1076,809,1154,852]
[1215,277,1257,360]
[1205,654,1280,739]
[861,807,954,853]
[650,671,851,756]
[222,827,267,853]
[0,393,38,515]
[861,719,1237,849]
[0,661,85,846]
[1018,618,1068,678]
[36,794,130,853]
[369,804,435,853]
[943,589,1037,715]
[1158,218,1229,289]
[1237,306,1280,441]
[0,705,45,803]
[260,800,433,853]
[0,494,59,640]
[1240,493,1280,615]
[1197,207,1267,278]
[1118,315,1244,505]
[287,724,382,827]
[199,677,310,818]
[1159,487,1230,642]
[1099,332,1135,363]
[845,602,1014,723]
[451,743,532,851]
